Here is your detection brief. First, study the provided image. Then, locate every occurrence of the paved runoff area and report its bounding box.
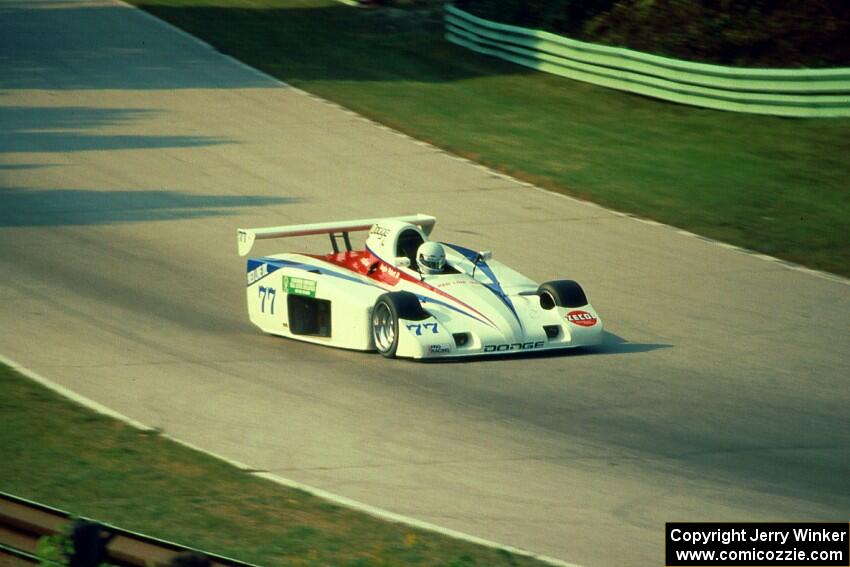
[1,1,849,565]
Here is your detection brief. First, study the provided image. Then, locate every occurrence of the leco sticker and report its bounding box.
[566,310,597,327]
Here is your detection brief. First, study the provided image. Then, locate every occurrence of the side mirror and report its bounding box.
[393,257,411,268]
[478,250,493,261]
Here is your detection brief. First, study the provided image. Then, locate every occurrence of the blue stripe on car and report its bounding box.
[442,243,523,330]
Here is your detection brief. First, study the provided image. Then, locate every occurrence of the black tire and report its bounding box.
[371,292,429,358]
[538,280,588,310]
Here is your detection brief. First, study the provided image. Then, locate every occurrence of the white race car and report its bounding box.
[238,214,603,359]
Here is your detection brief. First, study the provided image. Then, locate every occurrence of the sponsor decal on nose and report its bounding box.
[566,310,597,327]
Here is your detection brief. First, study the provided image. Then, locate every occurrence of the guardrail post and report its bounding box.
[69,521,113,567]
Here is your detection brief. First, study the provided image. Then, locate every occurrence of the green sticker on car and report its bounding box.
[283,275,317,297]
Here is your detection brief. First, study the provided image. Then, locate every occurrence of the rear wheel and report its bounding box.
[371,292,429,358]
[538,280,588,310]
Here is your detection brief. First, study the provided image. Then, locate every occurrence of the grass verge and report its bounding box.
[0,364,549,566]
[129,0,850,277]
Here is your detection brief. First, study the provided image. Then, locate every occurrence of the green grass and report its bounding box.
[131,0,850,276]
[0,364,548,566]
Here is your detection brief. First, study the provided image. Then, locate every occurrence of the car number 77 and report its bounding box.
[406,322,438,335]
[259,286,276,314]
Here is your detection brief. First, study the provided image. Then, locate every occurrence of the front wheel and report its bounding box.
[371,292,429,358]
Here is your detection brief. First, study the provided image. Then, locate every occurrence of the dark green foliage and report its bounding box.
[454,0,850,66]
[456,0,616,35]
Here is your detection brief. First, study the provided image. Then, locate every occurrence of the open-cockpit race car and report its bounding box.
[238,214,603,359]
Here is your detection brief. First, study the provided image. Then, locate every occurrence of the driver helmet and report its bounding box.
[417,242,446,275]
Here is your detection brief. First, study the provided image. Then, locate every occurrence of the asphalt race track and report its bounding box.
[1,1,848,565]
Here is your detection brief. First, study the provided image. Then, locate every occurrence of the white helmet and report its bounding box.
[416,242,446,274]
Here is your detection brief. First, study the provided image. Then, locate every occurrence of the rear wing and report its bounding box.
[238,213,436,256]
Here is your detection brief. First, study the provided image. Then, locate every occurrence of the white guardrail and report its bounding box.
[444,4,850,117]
